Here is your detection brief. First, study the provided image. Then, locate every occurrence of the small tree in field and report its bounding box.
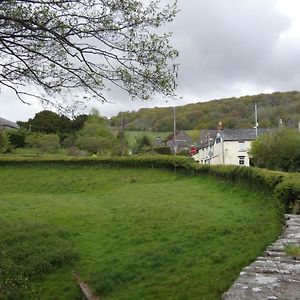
[134,134,152,153]
[250,128,300,172]
[76,111,115,155]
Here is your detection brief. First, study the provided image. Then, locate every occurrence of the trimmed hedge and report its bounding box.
[0,155,299,212]
[275,174,300,212]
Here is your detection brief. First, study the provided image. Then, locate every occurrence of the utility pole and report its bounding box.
[120,117,126,156]
[173,106,176,155]
[254,102,258,137]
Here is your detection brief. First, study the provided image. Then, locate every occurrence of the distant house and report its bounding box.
[163,130,193,154]
[193,127,273,166]
[0,117,19,130]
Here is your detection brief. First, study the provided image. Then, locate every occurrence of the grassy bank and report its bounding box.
[0,164,283,299]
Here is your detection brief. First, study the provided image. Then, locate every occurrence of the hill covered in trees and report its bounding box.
[110,91,300,131]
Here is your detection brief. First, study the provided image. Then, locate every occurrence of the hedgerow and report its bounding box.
[0,155,299,212]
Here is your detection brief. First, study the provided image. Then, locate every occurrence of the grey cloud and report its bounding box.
[2,0,300,121]
[171,0,291,99]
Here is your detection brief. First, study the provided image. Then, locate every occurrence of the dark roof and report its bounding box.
[163,130,192,142]
[0,117,19,129]
[198,129,217,148]
[220,128,274,141]
[197,128,275,149]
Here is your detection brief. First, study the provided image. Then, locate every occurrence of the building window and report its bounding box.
[238,156,245,165]
[239,141,246,152]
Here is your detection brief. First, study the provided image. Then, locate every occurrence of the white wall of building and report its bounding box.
[210,140,252,166]
[194,136,252,166]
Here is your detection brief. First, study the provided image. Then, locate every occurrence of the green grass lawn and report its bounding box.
[0,164,283,299]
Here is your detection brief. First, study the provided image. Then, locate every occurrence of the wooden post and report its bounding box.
[73,272,101,300]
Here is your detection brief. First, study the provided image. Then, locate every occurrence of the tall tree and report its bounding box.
[18,110,72,134]
[0,0,178,111]
[76,111,115,154]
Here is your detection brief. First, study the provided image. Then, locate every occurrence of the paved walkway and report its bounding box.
[222,214,300,300]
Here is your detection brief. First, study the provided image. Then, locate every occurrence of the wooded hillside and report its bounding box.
[110,91,300,131]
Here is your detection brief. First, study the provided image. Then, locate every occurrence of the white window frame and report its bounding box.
[238,156,245,165]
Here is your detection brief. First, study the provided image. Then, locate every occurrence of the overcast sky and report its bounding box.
[1,0,300,122]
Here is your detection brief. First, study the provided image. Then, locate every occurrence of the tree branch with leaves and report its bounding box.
[0,0,179,112]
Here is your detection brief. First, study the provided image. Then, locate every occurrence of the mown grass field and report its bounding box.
[0,164,283,299]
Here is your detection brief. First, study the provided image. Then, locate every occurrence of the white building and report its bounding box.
[193,128,273,166]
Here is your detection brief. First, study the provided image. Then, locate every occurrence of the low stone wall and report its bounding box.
[222,214,300,300]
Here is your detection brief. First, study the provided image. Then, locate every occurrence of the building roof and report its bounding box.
[198,129,217,148]
[0,117,19,129]
[220,128,273,141]
[197,127,274,150]
[163,130,192,143]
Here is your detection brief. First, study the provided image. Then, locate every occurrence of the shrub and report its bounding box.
[76,112,115,155]
[275,174,300,213]
[0,221,78,299]
[147,146,172,155]
[7,129,27,148]
[250,128,300,172]
[0,131,11,153]
[133,134,152,153]
[25,133,61,153]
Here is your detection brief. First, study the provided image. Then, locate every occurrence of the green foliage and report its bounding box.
[150,146,172,155]
[18,112,90,139]
[71,114,89,131]
[1,1,178,106]
[207,165,284,191]
[124,131,171,150]
[7,129,27,148]
[275,174,300,213]
[0,221,78,299]
[19,110,71,134]
[0,130,11,153]
[109,91,300,131]
[25,133,61,153]
[134,134,152,153]
[76,112,115,154]
[250,128,300,171]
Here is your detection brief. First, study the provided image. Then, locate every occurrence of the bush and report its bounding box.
[76,112,115,155]
[133,134,152,153]
[7,129,27,148]
[275,174,300,213]
[0,131,11,153]
[250,128,300,172]
[147,146,172,155]
[25,133,61,153]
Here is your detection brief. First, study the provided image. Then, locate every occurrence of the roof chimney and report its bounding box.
[279,118,284,128]
[217,121,224,132]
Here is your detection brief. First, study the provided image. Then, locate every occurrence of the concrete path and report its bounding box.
[222,214,300,300]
